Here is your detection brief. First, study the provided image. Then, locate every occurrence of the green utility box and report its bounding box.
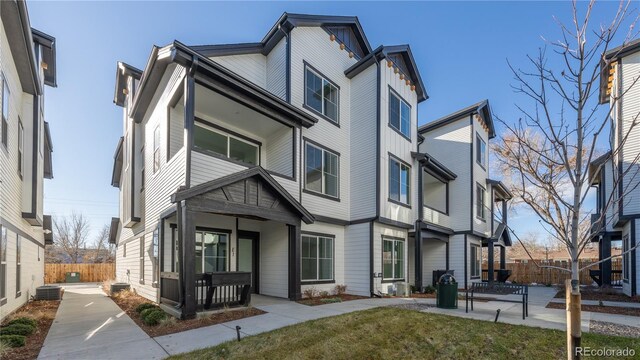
[65,272,81,283]
[436,274,458,309]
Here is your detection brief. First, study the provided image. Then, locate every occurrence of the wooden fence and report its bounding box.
[481,259,622,286]
[45,263,115,284]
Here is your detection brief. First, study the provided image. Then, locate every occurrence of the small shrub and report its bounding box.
[320,297,342,304]
[319,291,330,298]
[135,303,158,314]
[0,335,26,348]
[140,308,160,319]
[334,284,347,296]
[158,316,177,327]
[598,300,605,307]
[0,324,35,336]
[7,317,37,328]
[423,286,436,294]
[303,287,318,299]
[0,340,10,357]
[143,309,167,326]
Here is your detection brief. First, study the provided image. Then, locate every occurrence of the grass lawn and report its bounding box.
[168,307,640,360]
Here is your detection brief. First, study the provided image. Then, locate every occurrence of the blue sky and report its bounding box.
[26,1,632,243]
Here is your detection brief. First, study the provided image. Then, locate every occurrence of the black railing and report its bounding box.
[195,272,252,311]
[160,272,180,305]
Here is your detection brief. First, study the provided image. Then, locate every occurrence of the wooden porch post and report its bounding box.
[487,240,495,282]
[414,222,423,291]
[288,222,301,300]
[181,203,197,319]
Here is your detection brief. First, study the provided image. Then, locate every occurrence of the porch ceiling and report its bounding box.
[172,167,314,225]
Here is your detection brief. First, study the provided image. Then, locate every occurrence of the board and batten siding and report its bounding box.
[620,52,640,215]
[379,61,418,225]
[344,222,371,296]
[420,117,472,231]
[209,53,266,89]
[266,38,287,100]
[290,26,355,220]
[349,64,377,220]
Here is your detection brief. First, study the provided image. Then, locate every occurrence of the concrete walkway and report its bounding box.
[38,283,167,360]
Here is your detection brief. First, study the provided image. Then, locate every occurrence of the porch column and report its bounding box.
[500,245,506,270]
[445,242,450,271]
[414,222,423,291]
[180,203,197,319]
[288,222,301,301]
[487,240,495,283]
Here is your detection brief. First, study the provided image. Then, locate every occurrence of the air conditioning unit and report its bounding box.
[396,283,409,297]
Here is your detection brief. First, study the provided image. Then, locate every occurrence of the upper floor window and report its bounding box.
[476,133,486,169]
[382,237,404,281]
[153,126,160,173]
[140,146,145,191]
[304,65,339,124]
[389,156,410,206]
[304,141,339,199]
[18,119,23,177]
[389,90,411,139]
[476,183,486,220]
[1,75,9,149]
[423,172,448,214]
[194,122,259,166]
[0,226,6,300]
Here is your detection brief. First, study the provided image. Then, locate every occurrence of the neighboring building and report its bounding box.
[591,39,640,296]
[413,101,512,290]
[109,13,509,318]
[0,0,56,320]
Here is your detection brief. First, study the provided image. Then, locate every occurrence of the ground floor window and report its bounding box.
[139,237,145,284]
[0,226,6,300]
[16,235,21,296]
[470,244,481,278]
[623,235,629,281]
[301,234,334,281]
[195,231,229,273]
[383,237,404,281]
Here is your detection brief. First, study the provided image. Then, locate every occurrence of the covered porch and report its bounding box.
[412,222,453,291]
[158,167,313,319]
[483,179,513,283]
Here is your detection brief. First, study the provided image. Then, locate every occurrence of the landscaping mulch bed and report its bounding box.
[554,288,640,303]
[110,290,265,337]
[409,293,436,299]
[296,294,368,306]
[0,300,61,360]
[590,320,640,338]
[546,302,640,317]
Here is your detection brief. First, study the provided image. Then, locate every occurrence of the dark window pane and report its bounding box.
[389,94,400,130]
[324,152,338,197]
[194,125,227,156]
[323,82,338,122]
[305,144,323,193]
[305,69,323,113]
[383,240,393,279]
[400,165,410,204]
[400,102,410,137]
[395,241,404,279]
[389,160,400,201]
[229,137,258,165]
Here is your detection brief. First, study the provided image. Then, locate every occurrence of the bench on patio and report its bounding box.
[466,282,528,319]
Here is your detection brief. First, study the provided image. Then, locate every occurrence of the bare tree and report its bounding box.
[90,224,115,263]
[53,213,90,264]
[492,1,639,358]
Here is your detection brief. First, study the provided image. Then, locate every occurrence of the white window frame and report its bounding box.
[153,126,160,174]
[301,234,334,282]
[0,226,7,301]
[18,119,23,177]
[16,235,21,297]
[304,65,339,124]
[389,156,411,206]
[304,142,339,199]
[382,237,405,281]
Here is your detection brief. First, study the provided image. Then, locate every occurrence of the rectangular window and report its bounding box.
[194,124,258,165]
[139,237,145,284]
[382,237,405,281]
[389,90,411,138]
[140,146,145,191]
[18,119,23,177]
[301,234,334,281]
[2,75,9,148]
[476,133,486,168]
[470,244,481,278]
[389,157,410,205]
[152,227,159,285]
[0,226,7,300]
[423,172,448,214]
[123,243,126,257]
[195,231,229,273]
[305,142,339,198]
[304,66,339,124]
[476,183,486,220]
[153,126,160,173]
[623,235,629,281]
[16,235,21,296]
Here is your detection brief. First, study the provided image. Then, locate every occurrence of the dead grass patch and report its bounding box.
[296,294,368,306]
[110,289,265,337]
[554,288,640,303]
[546,301,640,317]
[0,300,60,360]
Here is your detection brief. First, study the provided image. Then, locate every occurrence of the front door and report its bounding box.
[237,231,259,293]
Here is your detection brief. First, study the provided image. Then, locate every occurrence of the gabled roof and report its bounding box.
[599,38,640,104]
[412,152,457,182]
[588,151,612,185]
[113,62,142,107]
[491,222,512,246]
[172,166,314,224]
[111,137,124,188]
[419,99,495,139]
[487,179,512,200]
[108,217,120,245]
[192,13,371,59]
[32,28,57,88]
[345,45,428,102]
[1,0,40,95]
[129,41,318,128]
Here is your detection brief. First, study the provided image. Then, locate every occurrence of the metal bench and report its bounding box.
[466,282,528,319]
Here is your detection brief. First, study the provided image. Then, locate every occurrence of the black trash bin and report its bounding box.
[432,269,454,287]
[436,274,458,309]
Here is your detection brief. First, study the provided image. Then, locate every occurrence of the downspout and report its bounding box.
[370,57,382,297]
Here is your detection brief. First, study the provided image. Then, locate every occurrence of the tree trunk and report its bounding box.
[566,277,582,360]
